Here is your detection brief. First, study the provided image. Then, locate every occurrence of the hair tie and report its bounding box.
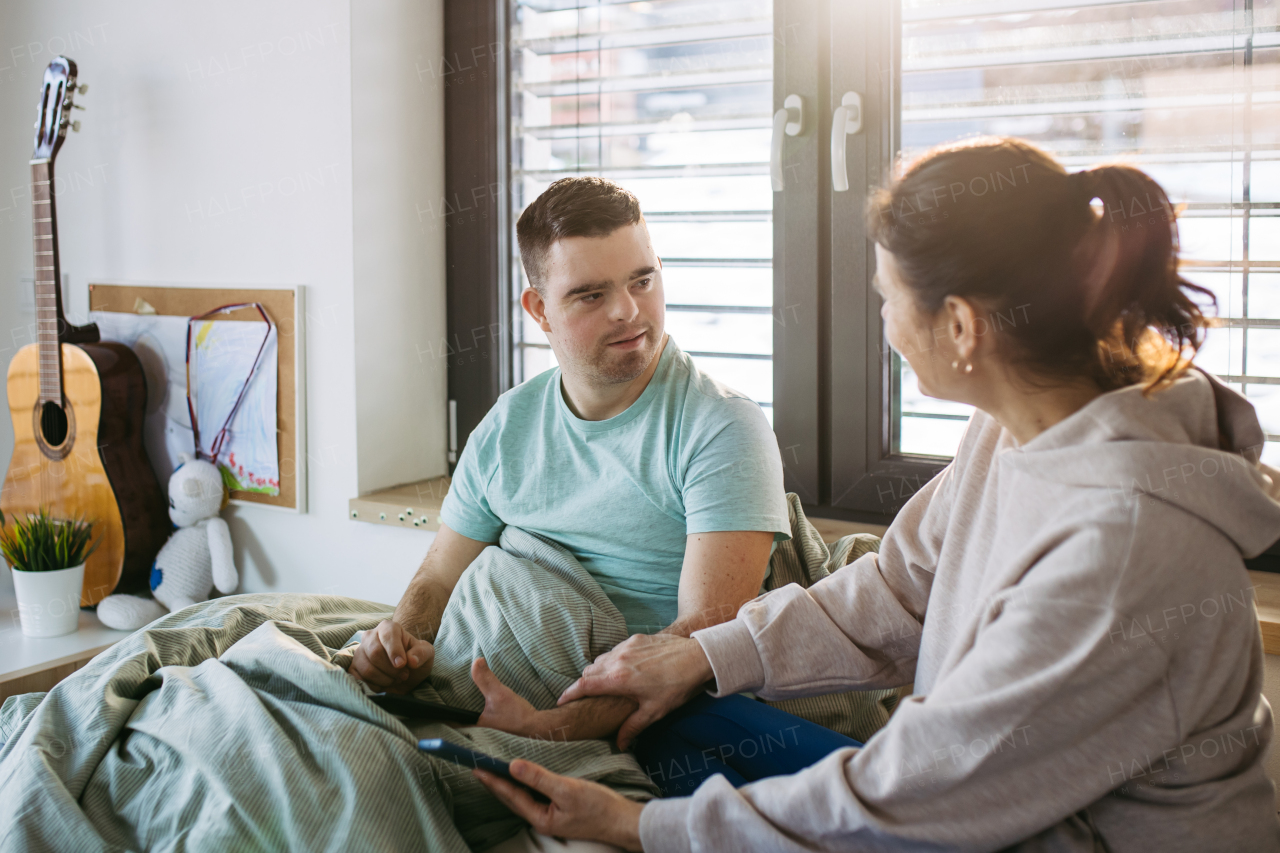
[1068,168,1096,197]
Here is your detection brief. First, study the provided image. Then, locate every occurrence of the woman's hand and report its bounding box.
[558,633,714,749]
[474,760,645,852]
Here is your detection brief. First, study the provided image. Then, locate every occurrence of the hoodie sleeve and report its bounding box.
[641,530,1184,853]
[692,459,952,697]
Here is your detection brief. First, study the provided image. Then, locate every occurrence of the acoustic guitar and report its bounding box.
[1,57,169,606]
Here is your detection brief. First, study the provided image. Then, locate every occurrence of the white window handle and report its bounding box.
[831,91,863,193]
[770,94,804,192]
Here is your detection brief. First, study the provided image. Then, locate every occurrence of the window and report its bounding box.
[445,0,1279,530]
[897,0,1280,464]
[507,0,777,422]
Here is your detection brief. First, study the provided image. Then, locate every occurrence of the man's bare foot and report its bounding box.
[472,658,542,738]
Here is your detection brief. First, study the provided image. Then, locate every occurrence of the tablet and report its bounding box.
[418,738,549,802]
[369,693,480,725]
[418,738,513,779]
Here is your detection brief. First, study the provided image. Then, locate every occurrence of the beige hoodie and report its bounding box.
[640,369,1280,852]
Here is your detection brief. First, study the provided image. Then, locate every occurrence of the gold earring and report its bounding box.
[964,362,973,374]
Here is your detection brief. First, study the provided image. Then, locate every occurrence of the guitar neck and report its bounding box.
[30,159,63,406]
[29,159,99,405]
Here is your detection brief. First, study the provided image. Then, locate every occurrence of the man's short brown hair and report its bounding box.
[516,177,643,293]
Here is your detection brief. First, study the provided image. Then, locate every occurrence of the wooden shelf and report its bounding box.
[0,571,130,703]
[349,476,451,531]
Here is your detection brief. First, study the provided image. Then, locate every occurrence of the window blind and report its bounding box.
[898,0,1280,464]
[508,0,776,420]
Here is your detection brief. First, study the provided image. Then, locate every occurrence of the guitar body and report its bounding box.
[2,342,170,605]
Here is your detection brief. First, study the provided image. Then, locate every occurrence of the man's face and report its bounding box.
[525,222,665,385]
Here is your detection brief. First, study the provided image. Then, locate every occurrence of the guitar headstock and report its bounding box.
[32,56,85,162]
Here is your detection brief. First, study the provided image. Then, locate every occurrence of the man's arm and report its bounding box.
[393,524,492,640]
[663,530,774,637]
[349,524,491,692]
[473,530,773,741]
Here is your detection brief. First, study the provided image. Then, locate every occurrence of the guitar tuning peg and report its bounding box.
[72,103,86,111]
[71,120,81,133]
[77,83,88,95]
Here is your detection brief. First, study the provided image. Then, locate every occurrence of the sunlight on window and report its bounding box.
[897,0,1280,459]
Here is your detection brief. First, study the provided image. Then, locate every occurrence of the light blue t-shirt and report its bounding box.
[440,338,789,634]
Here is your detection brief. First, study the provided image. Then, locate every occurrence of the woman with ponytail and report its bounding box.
[475,138,1280,852]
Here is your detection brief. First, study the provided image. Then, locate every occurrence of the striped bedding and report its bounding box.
[0,505,892,852]
[0,531,655,853]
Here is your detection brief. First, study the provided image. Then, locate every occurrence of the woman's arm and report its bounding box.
[639,534,1193,853]
[692,545,928,700]
[702,459,954,695]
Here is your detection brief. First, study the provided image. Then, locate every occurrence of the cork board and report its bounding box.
[87,284,306,512]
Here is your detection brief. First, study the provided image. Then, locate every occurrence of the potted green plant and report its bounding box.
[0,508,98,638]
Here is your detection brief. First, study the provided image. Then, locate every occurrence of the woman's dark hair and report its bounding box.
[866,136,1214,392]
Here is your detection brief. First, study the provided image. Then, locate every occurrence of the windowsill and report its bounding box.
[348,476,450,531]
[1252,571,1280,656]
[348,479,888,540]
[811,517,889,542]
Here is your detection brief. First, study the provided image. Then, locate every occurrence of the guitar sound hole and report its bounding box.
[41,400,69,446]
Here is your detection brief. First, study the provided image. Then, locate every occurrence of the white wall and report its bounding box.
[351,0,449,495]
[0,1,447,606]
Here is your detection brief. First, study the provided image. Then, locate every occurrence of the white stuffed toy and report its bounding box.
[98,454,238,630]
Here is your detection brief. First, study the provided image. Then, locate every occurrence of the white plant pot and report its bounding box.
[10,563,84,638]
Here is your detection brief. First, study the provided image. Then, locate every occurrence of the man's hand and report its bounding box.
[349,619,435,693]
[474,760,644,852]
[352,525,489,693]
[472,658,538,737]
[558,633,714,749]
[473,657,638,743]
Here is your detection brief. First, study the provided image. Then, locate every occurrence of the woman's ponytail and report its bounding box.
[1070,165,1214,390]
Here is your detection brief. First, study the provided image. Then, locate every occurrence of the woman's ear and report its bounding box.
[942,295,985,363]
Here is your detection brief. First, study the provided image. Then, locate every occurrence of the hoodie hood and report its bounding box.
[1002,368,1280,558]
